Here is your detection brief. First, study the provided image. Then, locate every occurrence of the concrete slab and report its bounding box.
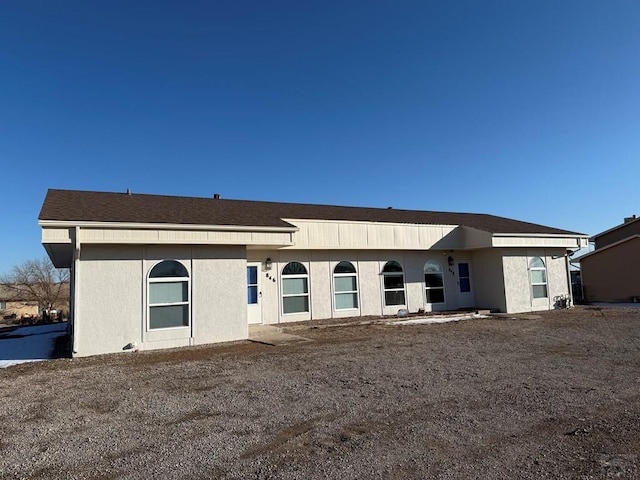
[248,325,312,346]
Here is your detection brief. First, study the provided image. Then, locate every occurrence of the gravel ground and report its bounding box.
[1,306,639,479]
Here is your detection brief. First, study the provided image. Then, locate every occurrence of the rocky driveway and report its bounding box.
[1,306,639,479]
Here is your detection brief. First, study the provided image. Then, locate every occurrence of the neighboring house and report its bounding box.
[580,215,640,303]
[39,189,588,357]
[0,286,39,321]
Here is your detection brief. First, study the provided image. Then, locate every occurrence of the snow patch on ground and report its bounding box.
[0,323,68,368]
[390,314,490,326]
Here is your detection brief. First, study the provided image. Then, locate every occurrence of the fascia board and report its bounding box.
[591,217,640,240]
[281,218,459,228]
[38,219,298,233]
[491,232,590,239]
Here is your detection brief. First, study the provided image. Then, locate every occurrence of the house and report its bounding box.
[39,189,588,357]
[0,286,39,322]
[579,215,640,303]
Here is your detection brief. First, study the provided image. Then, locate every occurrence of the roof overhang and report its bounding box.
[491,233,590,249]
[40,220,299,268]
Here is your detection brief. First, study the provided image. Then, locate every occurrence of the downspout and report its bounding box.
[72,226,81,355]
[565,249,574,307]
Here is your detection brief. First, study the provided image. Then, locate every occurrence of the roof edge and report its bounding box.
[38,219,299,233]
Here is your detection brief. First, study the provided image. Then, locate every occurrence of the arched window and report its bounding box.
[382,261,405,306]
[282,262,309,314]
[148,260,190,330]
[529,256,548,299]
[424,260,445,304]
[334,261,358,310]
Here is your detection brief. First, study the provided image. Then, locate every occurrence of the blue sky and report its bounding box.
[1,1,639,273]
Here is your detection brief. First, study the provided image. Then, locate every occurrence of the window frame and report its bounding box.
[281,261,310,315]
[333,261,359,311]
[382,260,406,307]
[147,260,190,331]
[529,256,548,299]
[424,259,446,304]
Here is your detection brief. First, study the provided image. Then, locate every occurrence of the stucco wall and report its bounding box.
[249,249,470,324]
[581,237,640,302]
[75,245,247,357]
[502,249,570,313]
[76,245,144,357]
[471,249,506,312]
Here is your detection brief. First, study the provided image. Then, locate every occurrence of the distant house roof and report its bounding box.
[591,215,640,241]
[579,234,640,262]
[39,189,583,236]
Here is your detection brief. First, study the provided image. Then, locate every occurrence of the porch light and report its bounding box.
[448,256,454,266]
[265,258,273,270]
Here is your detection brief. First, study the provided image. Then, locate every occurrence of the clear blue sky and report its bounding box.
[1,0,639,273]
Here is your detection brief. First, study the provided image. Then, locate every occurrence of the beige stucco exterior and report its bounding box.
[72,244,247,357]
[42,213,586,357]
[502,249,570,313]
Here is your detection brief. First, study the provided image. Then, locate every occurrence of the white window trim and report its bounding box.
[147,261,191,331]
[281,263,310,315]
[333,262,359,311]
[424,260,446,304]
[529,256,548,299]
[382,261,406,307]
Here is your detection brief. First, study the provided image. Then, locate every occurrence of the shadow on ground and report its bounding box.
[0,322,70,367]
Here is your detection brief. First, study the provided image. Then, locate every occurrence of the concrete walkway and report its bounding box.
[248,325,312,346]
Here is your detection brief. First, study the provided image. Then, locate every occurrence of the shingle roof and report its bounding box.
[39,189,583,236]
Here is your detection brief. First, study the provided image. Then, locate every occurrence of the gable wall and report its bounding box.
[581,237,640,302]
[595,220,640,250]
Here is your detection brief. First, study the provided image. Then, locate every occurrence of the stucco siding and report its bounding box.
[191,246,247,345]
[503,249,569,313]
[249,249,480,324]
[503,251,534,313]
[471,249,506,312]
[75,244,247,357]
[76,245,144,357]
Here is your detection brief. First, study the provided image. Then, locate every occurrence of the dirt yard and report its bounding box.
[1,306,639,479]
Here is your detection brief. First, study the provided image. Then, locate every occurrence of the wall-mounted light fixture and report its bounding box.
[447,256,454,266]
[265,257,273,270]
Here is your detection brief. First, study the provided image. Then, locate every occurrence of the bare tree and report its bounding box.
[0,257,70,312]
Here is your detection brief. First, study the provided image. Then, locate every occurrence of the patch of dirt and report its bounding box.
[1,306,639,479]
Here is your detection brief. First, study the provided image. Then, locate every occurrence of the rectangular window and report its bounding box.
[150,282,188,304]
[149,305,189,329]
[149,281,189,329]
[247,266,258,304]
[458,263,471,293]
[426,289,445,304]
[334,275,358,310]
[283,295,309,314]
[282,277,309,314]
[385,290,406,306]
[335,293,358,309]
[532,285,548,299]
[0,301,6,310]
